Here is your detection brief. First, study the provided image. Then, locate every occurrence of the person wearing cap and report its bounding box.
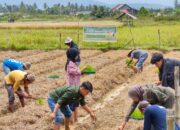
[2,59,31,75]
[65,37,81,65]
[127,49,148,73]
[48,81,96,130]
[118,84,174,130]
[151,52,180,89]
[4,70,35,112]
[138,101,167,130]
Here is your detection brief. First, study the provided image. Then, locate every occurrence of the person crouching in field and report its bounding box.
[151,52,180,89]
[138,101,167,130]
[127,49,148,73]
[4,70,35,112]
[2,59,31,75]
[65,48,85,124]
[48,81,96,130]
[118,84,174,130]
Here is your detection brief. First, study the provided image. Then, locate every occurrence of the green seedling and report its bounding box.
[80,65,96,74]
[48,74,62,79]
[125,58,134,68]
[155,68,160,74]
[35,98,45,105]
[130,108,144,120]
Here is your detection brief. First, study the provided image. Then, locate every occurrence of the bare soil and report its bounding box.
[0,50,179,130]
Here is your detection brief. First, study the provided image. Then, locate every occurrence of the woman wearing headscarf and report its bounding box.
[118,84,175,130]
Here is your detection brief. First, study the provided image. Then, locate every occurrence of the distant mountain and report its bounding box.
[129,3,173,9]
[108,3,173,9]
[0,0,106,7]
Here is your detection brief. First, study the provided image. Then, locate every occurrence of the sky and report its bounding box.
[99,0,174,5]
[0,0,175,7]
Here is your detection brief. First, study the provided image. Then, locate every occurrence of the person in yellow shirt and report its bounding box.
[4,70,35,112]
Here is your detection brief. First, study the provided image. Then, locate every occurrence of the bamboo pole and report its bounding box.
[175,66,180,126]
[59,33,62,49]
[158,29,161,50]
[166,109,175,130]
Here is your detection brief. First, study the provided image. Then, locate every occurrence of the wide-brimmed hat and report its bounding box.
[65,37,73,44]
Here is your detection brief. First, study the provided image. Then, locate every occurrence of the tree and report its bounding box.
[20,1,26,13]
[44,3,48,10]
[138,7,150,17]
[91,5,109,18]
[75,3,78,11]
[6,5,12,12]
[32,3,37,13]
[80,4,85,11]
[175,0,178,9]
[176,8,180,15]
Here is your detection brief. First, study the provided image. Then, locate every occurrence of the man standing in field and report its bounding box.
[127,49,148,73]
[48,81,96,130]
[65,37,81,65]
[138,100,167,130]
[151,52,180,89]
[4,70,35,112]
[2,59,31,75]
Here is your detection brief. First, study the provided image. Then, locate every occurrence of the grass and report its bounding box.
[0,20,180,50]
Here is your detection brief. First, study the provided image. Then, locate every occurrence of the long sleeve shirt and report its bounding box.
[66,61,81,86]
[125,85,174,122]
[159,58,180,89]
[5,70,27,92]
[49,86,86,107]
[3,59,24,71]
[130,50,147,60]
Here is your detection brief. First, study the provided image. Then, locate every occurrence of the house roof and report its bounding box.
[112,4,138,12]
[112,4,133,12]
[112,4,124,11]
[119,12,137,20]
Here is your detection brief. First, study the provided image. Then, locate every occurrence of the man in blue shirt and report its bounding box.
[127,49,148,73]
[151,52,180,89]
[65,37,81,65]
[138,100,167,130]
[2,59,31,75]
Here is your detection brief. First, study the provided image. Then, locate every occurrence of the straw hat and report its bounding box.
[65,37,73,44]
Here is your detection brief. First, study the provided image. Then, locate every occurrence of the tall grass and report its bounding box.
[0,22,180,50]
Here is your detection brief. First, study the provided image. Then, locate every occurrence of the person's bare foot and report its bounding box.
[8,105,14,112]
[65,126,70,130]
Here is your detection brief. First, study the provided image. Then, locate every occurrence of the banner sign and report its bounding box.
[83,26,117,42]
